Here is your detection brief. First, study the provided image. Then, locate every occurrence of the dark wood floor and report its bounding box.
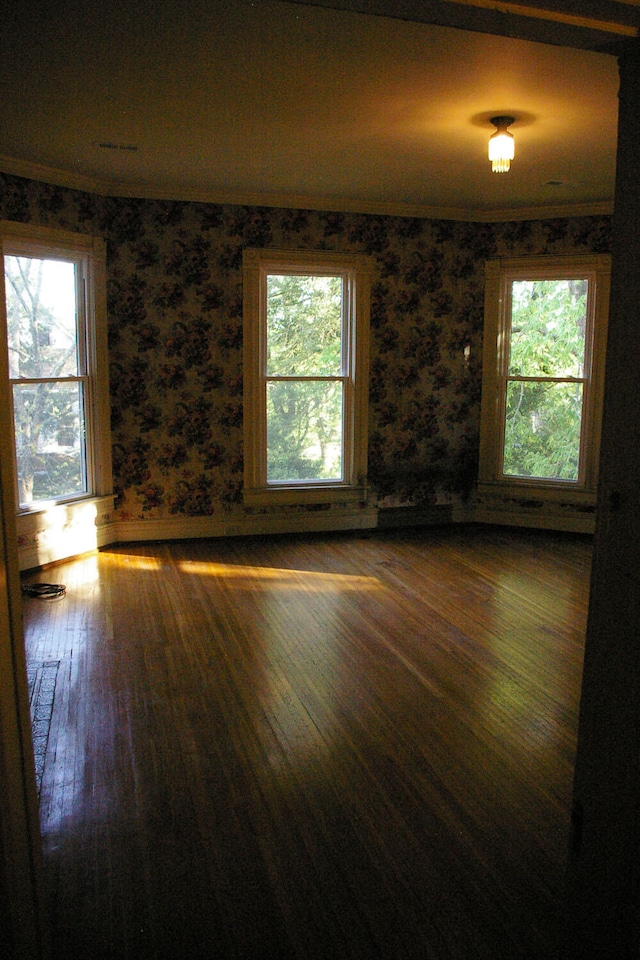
[22,524,592,960]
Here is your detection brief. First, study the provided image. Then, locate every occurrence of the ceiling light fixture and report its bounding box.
[488,116,515,173]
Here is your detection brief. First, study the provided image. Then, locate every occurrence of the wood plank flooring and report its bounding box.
[22,524,592,960]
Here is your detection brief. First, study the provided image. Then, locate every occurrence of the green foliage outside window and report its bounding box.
[266,273,344,482]
[503,278,588,481]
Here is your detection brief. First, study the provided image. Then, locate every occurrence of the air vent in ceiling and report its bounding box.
[544,179,583,187]
[94,141,139,152]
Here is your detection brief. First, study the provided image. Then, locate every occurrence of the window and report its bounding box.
[0,223,112,513]
[243,249,371,506]
[478,254,610,497]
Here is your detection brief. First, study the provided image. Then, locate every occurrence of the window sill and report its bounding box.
[17,493,115,518]
[244,483,369,508]
[476,480,595,501]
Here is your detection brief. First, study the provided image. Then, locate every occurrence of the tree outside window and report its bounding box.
[243,249,370,507]
[503,277,588,482]
[1,223,112,525]
[478,254,610,503]
[5,255,87,506]
[266,273,344,483]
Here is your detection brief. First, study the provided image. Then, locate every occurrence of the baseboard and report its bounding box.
[472,505,595,534]
[17,496,115,572]
[376,504,454,529]
[473,483,597,534]
[110,505,379,545]
[17,494,594,572]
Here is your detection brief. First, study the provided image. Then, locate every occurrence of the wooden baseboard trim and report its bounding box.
[17,497,594,571]
[376,504,454,528]
[472,507,595,534]
[109,506,379,545]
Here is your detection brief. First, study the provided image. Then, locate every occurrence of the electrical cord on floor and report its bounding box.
[21,582,67,600]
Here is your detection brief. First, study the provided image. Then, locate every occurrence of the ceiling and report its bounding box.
[0,0,634,220]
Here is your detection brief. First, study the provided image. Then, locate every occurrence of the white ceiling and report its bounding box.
[0,0,623,219]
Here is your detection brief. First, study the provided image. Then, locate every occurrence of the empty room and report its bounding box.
[1,2,640,959]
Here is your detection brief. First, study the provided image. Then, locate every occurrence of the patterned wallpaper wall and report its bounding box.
[0,173,612,525]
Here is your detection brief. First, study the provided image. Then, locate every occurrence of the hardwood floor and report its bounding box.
[22,525,592,960]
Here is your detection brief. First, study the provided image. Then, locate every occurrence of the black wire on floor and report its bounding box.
[21,583,67,600]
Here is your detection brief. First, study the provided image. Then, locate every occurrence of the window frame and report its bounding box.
[243,248,371,507]
[478,254,610,498]
[0,222,113,515]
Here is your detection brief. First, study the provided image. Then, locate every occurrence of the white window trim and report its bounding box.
[478,254,611,501]
[0,222,113,558]
[243,248,371,507]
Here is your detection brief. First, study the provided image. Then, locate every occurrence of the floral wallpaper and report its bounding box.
[0,173,612,526]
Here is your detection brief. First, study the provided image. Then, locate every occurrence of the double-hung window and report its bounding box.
[478,254,610,499]
[0,223,112,517]
[243,249,371,506]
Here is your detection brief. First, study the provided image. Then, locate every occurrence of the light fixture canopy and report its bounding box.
[488,115,515,173]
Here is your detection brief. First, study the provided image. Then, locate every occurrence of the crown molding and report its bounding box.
[0,156,104,196]
[0,155,614,223]
[279,0,638,52]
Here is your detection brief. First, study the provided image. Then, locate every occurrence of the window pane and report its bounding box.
[266,274,342,376]
[509,279,588,378]
[4,256,78,379]
[267,380,343,482]
[503,380,583,481]
[12,381,86,506]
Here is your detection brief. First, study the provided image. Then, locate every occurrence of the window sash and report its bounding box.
[265,376,346,484]
[12,378,88,508]
[243,248,370,506]
[1,223,111,516]
[265,272,345,378]
[3,251,92,508]
[478,255,610,497]
[261,268,352,489]
[498,273,594,486]
[501,377,586,482]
